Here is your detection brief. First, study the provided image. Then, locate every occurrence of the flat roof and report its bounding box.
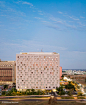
[0,61,15,62]
[19,52,59,55]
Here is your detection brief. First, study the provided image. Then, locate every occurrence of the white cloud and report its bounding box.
[49,16,79,30]
[69,16,79,20]
[41,21,49,23]
[34,17,42,19]
[22,2,33,6]
[66,24,76,29]
[49,17,64,24]
[0,1,5,7]
[58,11,63,14]
[72,51,86,54]
[49,17,57,21]
[46,24,59,30]
[39,13,43,15]
[38,11,42,12]
[55,21,63,24]
[68,21,74,22]
[77,22,85,27]
[63,14,80,21]
[0,15,7,16]
[73,18,79,20]
[38,10,44,16]
[15,1,21,4]
[80,16,85,18]
[17,11,26,17]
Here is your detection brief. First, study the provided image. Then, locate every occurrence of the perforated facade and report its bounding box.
[16,52,60,90]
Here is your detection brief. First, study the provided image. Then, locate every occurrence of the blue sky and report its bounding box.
[0,0,86,69]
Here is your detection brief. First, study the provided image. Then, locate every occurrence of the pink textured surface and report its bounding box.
[60,66,62,79]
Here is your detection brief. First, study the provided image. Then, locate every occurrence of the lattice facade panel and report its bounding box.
[16,52,60,89]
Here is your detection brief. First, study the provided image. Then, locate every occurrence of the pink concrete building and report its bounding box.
[60,66,62,79]
[16,52,60,90]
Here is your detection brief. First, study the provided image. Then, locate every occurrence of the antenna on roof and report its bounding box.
[41,48,43,52]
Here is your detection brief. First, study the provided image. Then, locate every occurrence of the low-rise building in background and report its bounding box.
[0,59,16,85]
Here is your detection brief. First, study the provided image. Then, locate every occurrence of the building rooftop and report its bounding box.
[19,52,59,55]
[0,59,15,62]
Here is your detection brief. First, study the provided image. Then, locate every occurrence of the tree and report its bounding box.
[61,75,64,80]
[16,91,22,95]
[31,89,35,95]
[5,88,17,96]
[2,91,6,95]
[36,90,41,95]
[65,82,74,90]
[59,90,65,95]
[12,83,16,87]
[26,89,31,95]
[67,91,71,96]
[85,79,86,83]
[21,91,26,95]
[45,90,50,95]
[11,91,16,96]
[42,90,45,95]
[78,92,82,96]
[56,86,63,91]
[67,89,73,96]
[56,86,65,95]
[4,85,8,89]
[12,87,17,92]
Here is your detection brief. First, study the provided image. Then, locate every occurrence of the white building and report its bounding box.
[16,52,60,90]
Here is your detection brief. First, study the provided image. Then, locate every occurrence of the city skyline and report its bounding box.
[0,0,86,69]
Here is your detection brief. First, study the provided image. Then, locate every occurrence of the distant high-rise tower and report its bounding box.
[16,52,60,90]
